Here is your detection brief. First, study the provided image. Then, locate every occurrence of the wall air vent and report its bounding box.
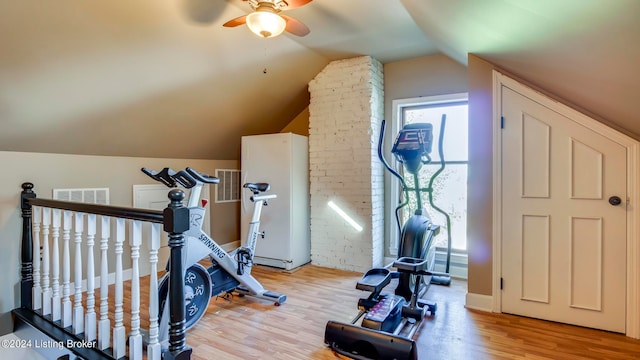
[215,169,241,203]
[53,188,109,204]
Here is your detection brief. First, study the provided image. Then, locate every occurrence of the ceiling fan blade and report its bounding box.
[222,15,247,28]
[282,0,313,9]
[281,15,310,36]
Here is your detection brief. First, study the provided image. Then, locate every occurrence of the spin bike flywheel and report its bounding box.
[158,263,212,330]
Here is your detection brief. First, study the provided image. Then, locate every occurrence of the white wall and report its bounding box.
[0,151,238,335]
[308,56,385,272]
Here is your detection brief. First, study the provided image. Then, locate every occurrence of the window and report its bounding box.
[388,93,468,256]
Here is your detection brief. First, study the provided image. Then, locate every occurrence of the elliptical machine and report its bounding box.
[324,115,452,360]
[388,115,453,299]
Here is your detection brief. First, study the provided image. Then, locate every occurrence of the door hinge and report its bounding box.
[501,116,504,129]
[500,277,504,290]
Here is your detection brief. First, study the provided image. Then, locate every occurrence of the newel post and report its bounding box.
[20,182,36,309]
[163,189,192,360]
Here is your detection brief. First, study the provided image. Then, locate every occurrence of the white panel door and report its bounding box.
[501,86,627,333]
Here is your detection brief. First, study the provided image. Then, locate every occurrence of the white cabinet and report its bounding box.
[241,133,310,270]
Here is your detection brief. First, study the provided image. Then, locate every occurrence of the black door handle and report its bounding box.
[609,196,622,206]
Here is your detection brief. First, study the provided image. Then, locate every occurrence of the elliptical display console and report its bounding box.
[392,123,433,175]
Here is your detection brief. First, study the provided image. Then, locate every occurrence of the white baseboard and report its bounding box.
[465,292,493,312]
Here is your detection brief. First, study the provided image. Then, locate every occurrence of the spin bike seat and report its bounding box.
[244,183,270,193]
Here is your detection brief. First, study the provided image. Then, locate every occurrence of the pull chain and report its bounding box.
[262,44,268,74]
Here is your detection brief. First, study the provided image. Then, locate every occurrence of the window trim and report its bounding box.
[387,93,469,256]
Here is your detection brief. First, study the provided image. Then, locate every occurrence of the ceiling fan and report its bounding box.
[223,0,312,38]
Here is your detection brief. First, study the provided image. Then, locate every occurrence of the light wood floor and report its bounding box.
[180,264,640,360]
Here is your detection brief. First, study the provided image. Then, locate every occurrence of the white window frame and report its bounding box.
[387,93,469,258]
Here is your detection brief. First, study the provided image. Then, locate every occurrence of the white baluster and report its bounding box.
[147,223,162,360]
[72,212,85,335]
[51,209,61,322]
[112,218,126,359]
[32,206,42,311]
[41,207,51,316]
[84,214,97,342]
[61,211,73,328]
[129,220,143,360]
[98,216,111,350]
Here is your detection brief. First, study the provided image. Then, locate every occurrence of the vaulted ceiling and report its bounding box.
[1,0,638,159]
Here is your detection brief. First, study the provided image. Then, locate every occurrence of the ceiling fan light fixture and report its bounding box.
[246,9,286,38]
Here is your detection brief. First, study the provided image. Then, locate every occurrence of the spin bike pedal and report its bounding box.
[235,247,253,275]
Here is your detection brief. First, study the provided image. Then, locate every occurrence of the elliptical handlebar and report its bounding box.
[378,120,407,190]
[427,114,453,273]
[378,120,411,237]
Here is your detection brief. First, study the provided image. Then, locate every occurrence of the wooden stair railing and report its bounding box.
[17,182,192,360]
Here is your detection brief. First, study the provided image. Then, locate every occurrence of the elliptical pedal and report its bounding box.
[356,268,391,293]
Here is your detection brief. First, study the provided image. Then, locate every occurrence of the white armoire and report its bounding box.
[240,133,310,270]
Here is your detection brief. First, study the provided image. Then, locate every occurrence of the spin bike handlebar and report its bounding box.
[186,167,220,184]
[141,167,219,189]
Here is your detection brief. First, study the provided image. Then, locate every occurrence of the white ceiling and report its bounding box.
[0,0,638,159]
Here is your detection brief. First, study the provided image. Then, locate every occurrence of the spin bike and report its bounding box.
[141,167,286,345]
[324,116,452,360]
